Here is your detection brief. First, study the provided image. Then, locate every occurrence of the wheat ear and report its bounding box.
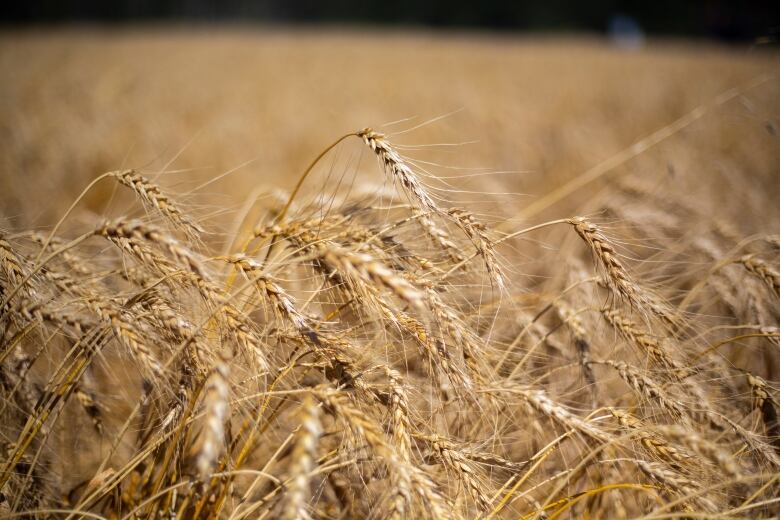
[282,395,321,520]
[735,255,780,299]
[196,358,230,483]
[111,169,203,235]
[357,128,438,212]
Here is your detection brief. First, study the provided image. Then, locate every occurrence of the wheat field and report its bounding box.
[1,28,780,518]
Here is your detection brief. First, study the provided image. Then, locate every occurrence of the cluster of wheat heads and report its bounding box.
[1,127,779,519]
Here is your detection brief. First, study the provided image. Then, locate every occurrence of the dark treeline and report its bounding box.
[2,0,778,41]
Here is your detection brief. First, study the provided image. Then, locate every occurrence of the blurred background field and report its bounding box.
[1,28,778,230]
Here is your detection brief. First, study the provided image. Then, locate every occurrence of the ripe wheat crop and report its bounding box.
[1,29,780,519]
